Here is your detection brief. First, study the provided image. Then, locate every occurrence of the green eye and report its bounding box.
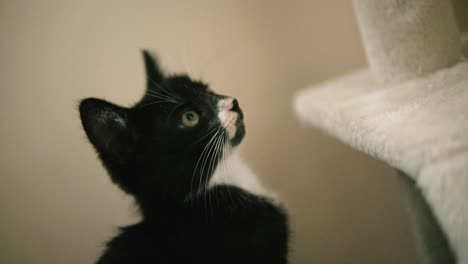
[181,111,199,127]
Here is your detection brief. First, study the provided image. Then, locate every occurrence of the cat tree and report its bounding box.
[294,1,467,263]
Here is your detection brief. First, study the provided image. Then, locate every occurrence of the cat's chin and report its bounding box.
[230,120,245,147]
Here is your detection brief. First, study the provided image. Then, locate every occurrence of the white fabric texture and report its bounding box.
[353,0,461,87]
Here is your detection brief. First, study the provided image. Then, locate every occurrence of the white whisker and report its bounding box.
[221,134,235,207]
[199,131,221,219]
[206,132,224,217]
[146,90,179,103]
[191,129,221,199]
[147,74,183,101]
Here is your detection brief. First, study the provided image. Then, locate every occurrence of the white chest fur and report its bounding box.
[208,151,276,200]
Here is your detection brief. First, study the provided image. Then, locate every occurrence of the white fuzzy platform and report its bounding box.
[294,59,468,262]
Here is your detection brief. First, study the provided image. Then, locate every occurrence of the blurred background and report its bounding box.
[1,0,467,263]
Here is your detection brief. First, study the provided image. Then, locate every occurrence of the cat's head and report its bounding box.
[79,51,245,207]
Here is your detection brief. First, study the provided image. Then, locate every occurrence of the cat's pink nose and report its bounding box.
[219,97,241,113]
[220,97,235,110]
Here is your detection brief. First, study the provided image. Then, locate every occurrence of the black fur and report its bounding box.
[79,51,289,263]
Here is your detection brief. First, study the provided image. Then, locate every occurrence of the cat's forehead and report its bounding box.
[138,74,222,111]
[165,75,209,93]
[160,75,224,103]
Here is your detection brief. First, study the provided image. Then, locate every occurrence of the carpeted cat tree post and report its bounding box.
[294,1,468,263]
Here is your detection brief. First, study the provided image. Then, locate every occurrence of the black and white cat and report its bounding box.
[79,51,289,264]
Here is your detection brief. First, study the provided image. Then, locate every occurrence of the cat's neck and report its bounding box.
[209,151,277,200]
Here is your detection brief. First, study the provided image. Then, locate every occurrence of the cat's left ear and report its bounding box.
[142,50,164,89]
[79,98,135,162]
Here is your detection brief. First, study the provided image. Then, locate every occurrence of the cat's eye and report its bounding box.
[181,111,200,127]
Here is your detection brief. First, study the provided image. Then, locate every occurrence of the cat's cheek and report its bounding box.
[218,111,238,139]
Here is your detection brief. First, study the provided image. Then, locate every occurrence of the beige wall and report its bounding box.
[2,0,465,263]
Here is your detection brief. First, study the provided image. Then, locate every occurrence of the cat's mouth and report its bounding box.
[219,111,240,138]
[218,97,245,144]
[231,118,245,146]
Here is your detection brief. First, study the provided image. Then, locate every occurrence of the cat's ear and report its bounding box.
[79,98,135,162]
[142,50,164,88]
